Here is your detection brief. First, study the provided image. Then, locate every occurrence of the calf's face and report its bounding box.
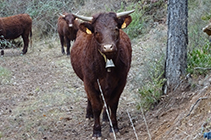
[79,12,132,57]
[63,14,76,28]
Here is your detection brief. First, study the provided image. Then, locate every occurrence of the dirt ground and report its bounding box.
[0,28,211,140]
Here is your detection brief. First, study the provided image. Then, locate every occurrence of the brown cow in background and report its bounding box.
[57,13,79,55]
[0,14,32,54]
[71,10,134,138]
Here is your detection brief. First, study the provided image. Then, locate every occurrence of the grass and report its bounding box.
[117,0,167,39]
[0,66,11,84]
[187,40,211,76]
[136,54,166,111]
[4,91,71,139]
[188,0,211,50]
[187,0,211,77]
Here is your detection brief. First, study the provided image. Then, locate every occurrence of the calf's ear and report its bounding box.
[79,23,94,34]
[118,15,132,29]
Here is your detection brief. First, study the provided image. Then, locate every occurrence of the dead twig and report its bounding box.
[176,127,190,136]
[186,97,208,117]
[194,67,211,70]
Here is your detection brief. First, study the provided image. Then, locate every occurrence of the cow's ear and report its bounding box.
[79,23,94,34]
[118,15,132,29]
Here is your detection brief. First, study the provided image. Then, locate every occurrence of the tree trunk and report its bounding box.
[165,0,188,93]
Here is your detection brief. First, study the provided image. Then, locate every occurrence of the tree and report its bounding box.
[164,0,188,93]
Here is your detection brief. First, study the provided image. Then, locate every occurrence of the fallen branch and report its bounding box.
[186,97,208,117]
[176,127,190,136]
[194,67,211,70]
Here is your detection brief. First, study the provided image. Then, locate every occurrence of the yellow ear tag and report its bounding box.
[121,22,127,29]
[86,28,92,34]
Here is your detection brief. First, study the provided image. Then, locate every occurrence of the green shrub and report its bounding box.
[124,5,145,39]
[137,55,166,111]
[117,0,167,39]
[187,0,211,77]
[187,40,211,76]
[0,37,14,49]
[0,35,22,49]
[188,0,211,51]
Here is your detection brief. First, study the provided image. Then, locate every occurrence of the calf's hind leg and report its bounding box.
[22,34,29,54]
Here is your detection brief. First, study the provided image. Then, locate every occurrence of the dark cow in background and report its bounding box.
[71,10,134,138]
[57,13,79,55]
[0,14,32,55]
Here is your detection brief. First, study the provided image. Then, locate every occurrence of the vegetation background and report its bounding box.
[0,0,211,139]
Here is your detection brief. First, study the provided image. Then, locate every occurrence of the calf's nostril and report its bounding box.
[103,44,113,52]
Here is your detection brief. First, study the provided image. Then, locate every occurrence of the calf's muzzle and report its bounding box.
[103,44,114,53]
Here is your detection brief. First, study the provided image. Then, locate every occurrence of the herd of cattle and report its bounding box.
[0,10,134,138]
[1,9,211,138]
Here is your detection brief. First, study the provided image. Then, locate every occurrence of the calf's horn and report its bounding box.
[59,13,65,17]
[116,10,135,17]
[72,13,93,22]
[72,10,134,22]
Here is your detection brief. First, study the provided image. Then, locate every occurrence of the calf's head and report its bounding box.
[73,10,134,58]
[61,13,76,28]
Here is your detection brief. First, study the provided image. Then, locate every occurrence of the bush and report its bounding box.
[116,0,167,39]
[137,55,166,111]
[118,2,145,39]
[187,0,211,76]
[187,40,211,76]
[188,0,211,51]
[0,37,14,49]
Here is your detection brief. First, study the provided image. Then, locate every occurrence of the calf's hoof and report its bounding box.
[66,52,70,55]
[92,137,101,140]
[86,112,93,119]
[92,129,102,139]
[92,133,102,140]
[22,50,27,55]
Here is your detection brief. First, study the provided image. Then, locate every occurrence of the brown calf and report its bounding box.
[71,10,134,138]
[0,14,32,54]
[57,13,79,55]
